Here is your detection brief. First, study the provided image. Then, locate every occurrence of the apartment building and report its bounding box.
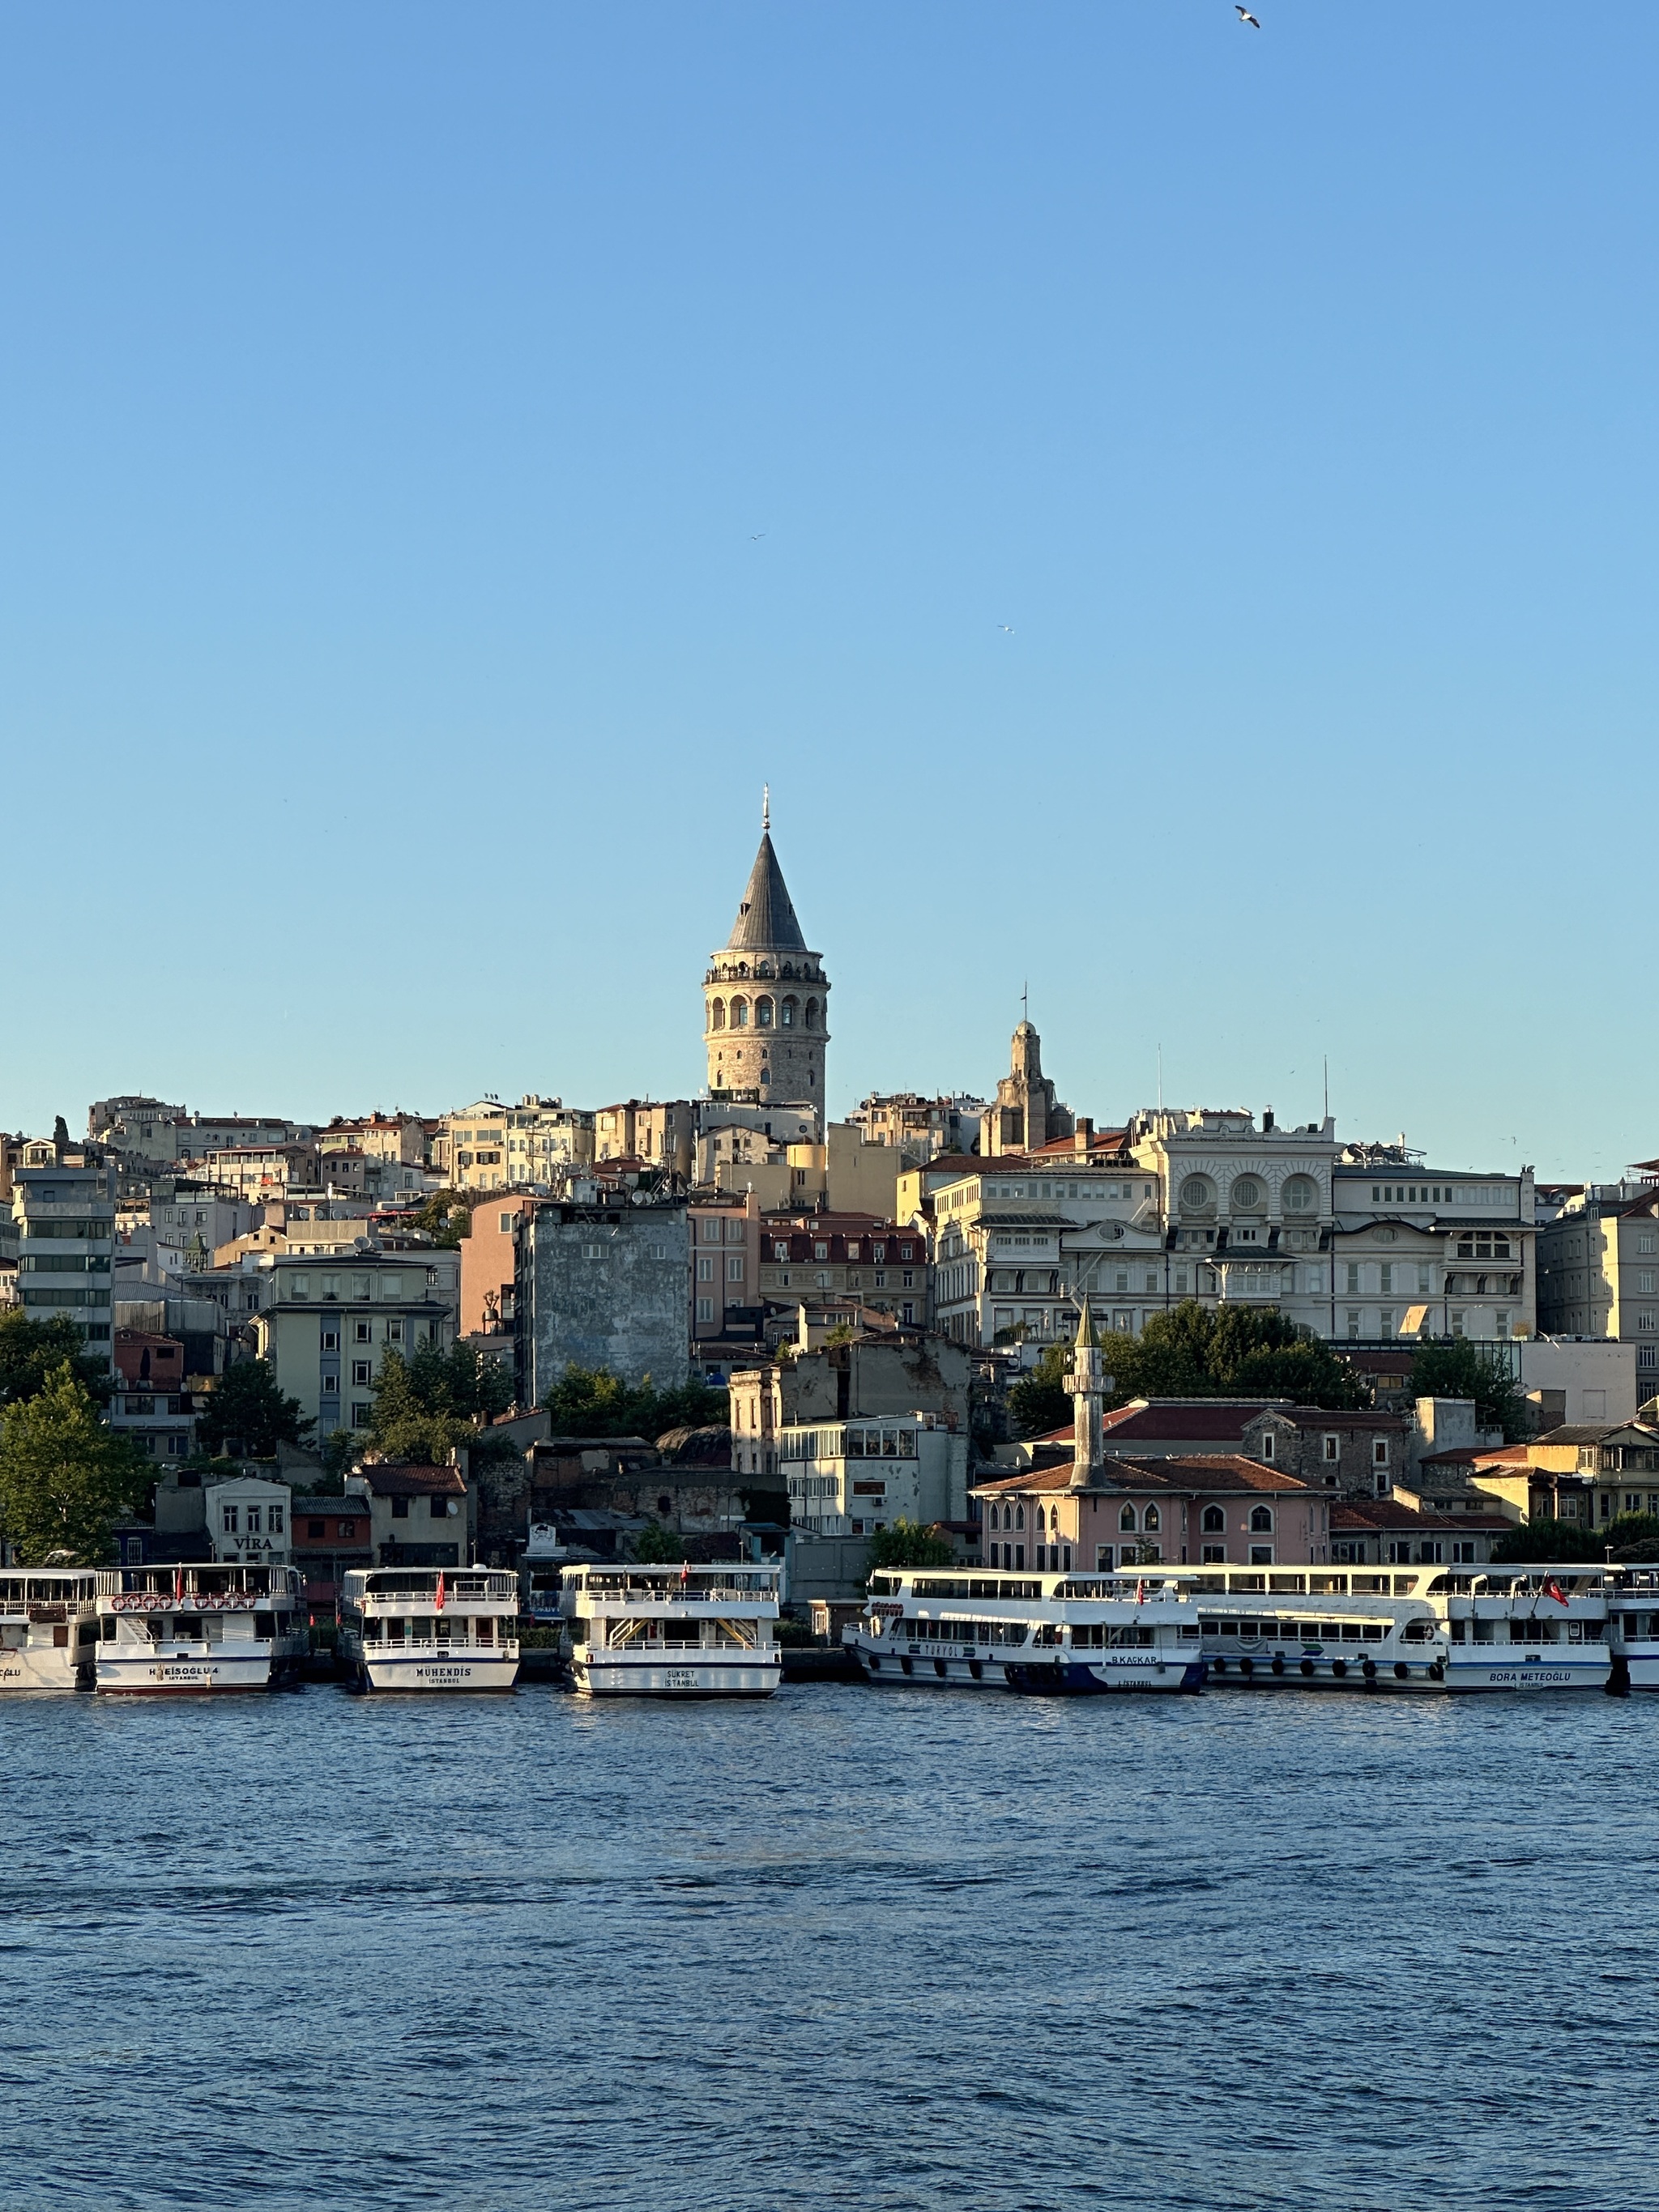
[254,1251,460,1440]
[12,1161,117,1365]
[445,1096,595,1192]
[1537,1179,1659,1396]
[517,1200,690,1402]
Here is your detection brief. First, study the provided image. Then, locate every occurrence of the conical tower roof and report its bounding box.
[726,830,807,953]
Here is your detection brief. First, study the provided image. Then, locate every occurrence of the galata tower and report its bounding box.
[704,797,830,1127]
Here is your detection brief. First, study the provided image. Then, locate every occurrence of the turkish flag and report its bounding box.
[1544,1578,1570,1608]
[435,1571,446,1612]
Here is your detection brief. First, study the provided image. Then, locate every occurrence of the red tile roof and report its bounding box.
[1031,1399,1290,1447]
[975,1453,1310,1498]
[352,1464,467,1498]
[1333,1499,1512,1532]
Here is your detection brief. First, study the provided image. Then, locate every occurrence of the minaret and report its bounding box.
[703,796,830,1127]
[1067,1297,1109,1490]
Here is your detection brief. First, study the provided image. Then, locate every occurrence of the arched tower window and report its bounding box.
[756,997,774,1029]
[731,997,749,1028]
[1202,1505,1225,1533]
[1144,1503,1160,1532]
[805,998,819,1029]
[710,999,727,1031]
[1120,1503,1137,1532]
[1014,1505,1026,1530]
[1250,1505,1274,1534]
[781,996,797,1027]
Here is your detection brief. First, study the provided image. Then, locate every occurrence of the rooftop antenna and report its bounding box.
[1158,1043,1163,1112]
[762,782,770,832]
[1323,1055,1329,1123]
[1021,980,1029,1022]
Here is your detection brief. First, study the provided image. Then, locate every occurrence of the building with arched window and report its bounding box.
[704,801,830,1126]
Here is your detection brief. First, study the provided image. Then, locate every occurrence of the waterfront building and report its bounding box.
[289,1494,374,1622]
[343,1463,471,1567]
[12,1159,116,1366]
[704,803,830,1125]
[779,1413,968,1538]
[1328,1498,1510,1568]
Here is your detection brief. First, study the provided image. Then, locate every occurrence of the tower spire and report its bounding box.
[762,782,770,832]
[1067,1295,1110,1490]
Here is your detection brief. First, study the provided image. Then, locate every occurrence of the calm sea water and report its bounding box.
[3,1681,1657,2211]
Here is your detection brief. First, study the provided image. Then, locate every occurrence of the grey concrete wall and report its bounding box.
[524,1203,691,1400]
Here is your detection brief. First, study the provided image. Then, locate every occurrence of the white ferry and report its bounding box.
[561,1562,783,1697]
[849,1570,1206,1694]
[1606,1569,1659,1692]
[338,1568,521,1691]
[95,1562,309,1694]
[1184,1567,1448,1691]
[0,1569,101,1690]
[1423,1564,1612,1692]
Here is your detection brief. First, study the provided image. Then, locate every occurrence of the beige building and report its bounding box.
[444,1096,595,1192]
[1537,1180,1659,1400]
[253,1251,460,1443]
[983,1021,1073,1156]
[319,1114,429,1167]
[595,1100,694,1177]
[704,806,830,1124]
[845,1093,987,1163]
[756,1217,926,1325]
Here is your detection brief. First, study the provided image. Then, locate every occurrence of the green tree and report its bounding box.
[1489,1517,1607,1563]
[0,1308,115,1409]
[632,1519,685,1563]
[51,1115,70,1151]
[0,1363,151,1563]
[196,1358,314,1457]
[1005,1301,1368,1440]
[541,1364,727,1440]
[397,1190,478,1250]
[1408,1339,1529,1442]
[367,1342,514,1461]
[865,1518,955,1571]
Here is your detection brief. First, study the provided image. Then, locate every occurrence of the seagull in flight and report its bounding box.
[749,531,766,540]
[997,624,1014,633]
[1236,5,1260,23]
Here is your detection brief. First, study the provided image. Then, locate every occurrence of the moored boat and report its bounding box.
[1606,1568,1659,1691]
[561,1562,782,1697]
[849,1568,1205,1693]
[0,1569,101,1690]
[95,1562,309,1694]
[1425,1564,1612,1691]
[338,1567,520,1691]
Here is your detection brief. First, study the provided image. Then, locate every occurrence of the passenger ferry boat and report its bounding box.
[1606,1569,1659,1692]
[1183,1567,1448,1691]
[561,1562,783,1697]
[338,1568,521,1691]
[1422,1564,1612,1692]
[849,1570,1206,1694]
[95,1562,309,1694]
[0,1569,101,1690]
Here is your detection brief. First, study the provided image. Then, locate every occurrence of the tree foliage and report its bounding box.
[365,1343,514,1462]
[0,1363,151,1563]
[865,1518,955,1571]
[1488,1517,1608,1563]
[541,1364,727,1440]
[1006,1301,1369,1440]
[1407,1338,1529,1443]
[396,1191,478,1250]
[196,1357,313,1458]
[632,1519,685,1563]
[0,1309,114,1409]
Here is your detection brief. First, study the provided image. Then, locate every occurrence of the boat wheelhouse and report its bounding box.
[1422,1564,1611,1691]
[561,1563,782,1698]
[0,1570,100,1691]
[850,1570,1205,1694]
[338,1568,520,1691]
[95,1562,308,1694]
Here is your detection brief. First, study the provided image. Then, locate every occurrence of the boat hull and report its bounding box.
[356,1650,519,1692]
[569,1653,780,1698]
[1205,1652,1445,1690]
[0,1649,92,1692]
[1441,1649,1611,1691]
[854,1644,1200,1691]
[96,1649,306,1694]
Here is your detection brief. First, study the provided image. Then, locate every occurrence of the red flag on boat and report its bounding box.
[1136,1579,1145,1605]
[435,1571,446,1611]
[1544,1578,1570,1608]
[173,1566,183,1605]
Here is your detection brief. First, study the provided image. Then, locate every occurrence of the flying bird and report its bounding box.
[1236,5,1260,23]
[997,624,1014,633]
[750,531,766,539]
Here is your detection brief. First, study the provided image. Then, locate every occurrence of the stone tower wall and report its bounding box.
[704,964,830,1124]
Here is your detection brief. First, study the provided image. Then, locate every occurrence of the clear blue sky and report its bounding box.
[3,2,1654,1179]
